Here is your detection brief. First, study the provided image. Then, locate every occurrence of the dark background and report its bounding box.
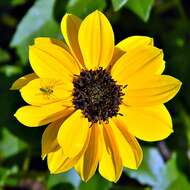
[0,0,189,189]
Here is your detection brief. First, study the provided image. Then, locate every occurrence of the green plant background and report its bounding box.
[0,0,190,189]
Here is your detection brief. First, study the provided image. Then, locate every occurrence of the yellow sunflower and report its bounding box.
[11,10,181,182]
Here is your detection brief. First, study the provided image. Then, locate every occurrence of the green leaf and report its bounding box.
[125,0,154,22]
[11,0,26,6]
[126,147,164,187]
[11,0,58,46]
[66,0,106,18]
[47,169,80,189]
[125,148,190,190]
[0,65,22,77]
[160,153,190,190]
[10,0,60,64]
[166,175,190,190]
[0,0,26,6]
[0,48,10,63]
[0,166,19,186]
[79,174,112,190]
[112,0,128,11]
[110,186,145,190]
[0,127,27,160]
[16,20,60,65]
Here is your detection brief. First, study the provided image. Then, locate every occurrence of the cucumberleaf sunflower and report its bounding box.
[11,10,181,182]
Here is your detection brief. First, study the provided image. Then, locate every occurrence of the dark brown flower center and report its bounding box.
[72,67,125,123]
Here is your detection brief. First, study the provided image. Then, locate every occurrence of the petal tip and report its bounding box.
[174,79,182,94]
[49,170,55,174]
[14,112,17,118]
[41,154,46,160]
[150,37,154,45]
[10,85,17,90]
[29,45,33,49]
[178,80,182,87]
[29,45,35,53]
[62,13,72,21]
[90,10,103,17]
[82,177,90,183]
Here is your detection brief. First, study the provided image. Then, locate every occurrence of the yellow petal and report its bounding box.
[33,38,80,75]
[34,37,69,51]
[111,36,154,65]
[20,78,73,106]
[78,10,114,70]
[10,73,38,90]
[119,104,173,141]
[48,125,91,174]
[29,45,77,81]
[61,14,84,66]
[75,124,100,182]
[57,110,90,158]
[99,123,123,182]
[110,119,143,169]
[117,36,153,50]
[14,103,74,127]
[111,46,165,85]
[48,148,77,174]
[41,119,64,159]
[123,75,182,106]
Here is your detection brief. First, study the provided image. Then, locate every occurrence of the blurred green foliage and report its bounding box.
[0,0,190,189]
[126,148,190,190]
[126,0,155,21]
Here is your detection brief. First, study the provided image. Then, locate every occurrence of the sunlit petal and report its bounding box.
[41,119,64,159]
[123,75,181,106]
[119,104,173,141]
[57,110,90,158]
[110,119,143,169]
[75,124,101,182]
[111,46,165,85]
[10,73,38,90]
[111,36,154,65]
[99,123,123,182]
[14,103,74,127]
[20,78,73,106]
[78,10,114,69]
[61,14,84,66]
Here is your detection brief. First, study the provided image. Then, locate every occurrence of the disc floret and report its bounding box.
[72,67,124,123]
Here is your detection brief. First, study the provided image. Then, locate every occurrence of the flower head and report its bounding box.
[12,10,181,182]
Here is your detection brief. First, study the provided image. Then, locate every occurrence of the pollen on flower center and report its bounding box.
[72,67,125,123]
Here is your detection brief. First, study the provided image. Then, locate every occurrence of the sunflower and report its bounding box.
[11,10,181,182]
